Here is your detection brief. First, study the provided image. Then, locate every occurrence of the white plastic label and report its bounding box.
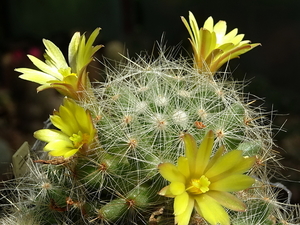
[12,142,30,178]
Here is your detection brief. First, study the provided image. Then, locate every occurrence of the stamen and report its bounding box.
[186,175,211,195]
[70,131,90,148]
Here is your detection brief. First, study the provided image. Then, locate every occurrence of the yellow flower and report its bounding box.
[158,130,255,225]
[15,28,103,99]
[181,12,260,74]
[34,98,96,158]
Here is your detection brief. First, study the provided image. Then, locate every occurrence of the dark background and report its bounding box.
[0,0,300,203]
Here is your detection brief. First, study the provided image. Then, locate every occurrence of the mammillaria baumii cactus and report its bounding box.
[1,11,299,225]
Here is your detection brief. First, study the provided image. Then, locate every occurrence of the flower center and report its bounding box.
[58,67,76,78]
[69,131,90,148]
[186,175,211,195]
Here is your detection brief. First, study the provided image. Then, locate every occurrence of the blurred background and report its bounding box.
[0,0,300,203]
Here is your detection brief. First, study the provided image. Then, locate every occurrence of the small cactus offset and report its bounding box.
[1,11,300,225]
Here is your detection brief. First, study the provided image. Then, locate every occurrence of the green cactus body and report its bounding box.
[1,15,300,225]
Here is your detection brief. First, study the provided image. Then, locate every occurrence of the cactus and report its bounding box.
[1,12,299,225]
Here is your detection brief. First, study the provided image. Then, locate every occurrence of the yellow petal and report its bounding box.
[49,149,78,156]
[195,194,230,225]
[203,16,214,31]
[36,83,52,92]
[16,68,58,84]
[239,40,251,45]
[213,20,227,43]
[206,190,246,211]
[84,28,101,58]
[169,181,186,196]
[43,39,69,70]
[231,33,245,45]
[194,130,214,177]
[76,28,103,73]
[229,156,255,174]
[211,43,260,72]
[177,156,190,178]
[181,133,197,174]
[205,150,243,180]
[63,149,79,158]
[174,195,194,225]
[69,31,81,71]
[50,115,73,136]
[63,75,78,87]
[210,174,255,192]
[54,104,78,132]
[58,100,80,132]
[38,82,77,99]
[204,145,225,173]
[77,36,87,70]
[28,55,63,80]
[203,48,223,70]
[199,28,214,60]
[222,28,238,44]
[217,43,236,52]
[181,16,196,49]
[158,163,186,183]
[158,185,175,197]
[68,99,94,137]
[44,140,73,151]
[34,129,69,143]
[75,105,92,133]
[188,11,200,47]
[174,192,190,216]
